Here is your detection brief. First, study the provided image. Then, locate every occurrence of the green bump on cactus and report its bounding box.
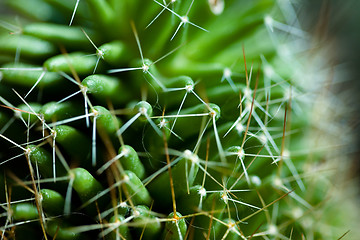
[148,149,199,207]
[214,218,239,240]
[46,220,83,240]
[194,190,228,237]
[131,205,162,239]
[1,62,61,87]
[44,52,99,75]
[40,188,65,216]
[122,170,152,206]
[177,185,206,215]
[118,145,145,180]
[70,168,103,203]
[11,203,38,221]
[23,23,95,48]
[0,34,57,59]
[134,101,153,122]
[98,40,130,65]
[0,0,357,239]
[27,144,66,178]
[92,105,121,134]
[54,125,91,163]
[82,74,131,104]
[162,212,187,240]
[107,215,132,240]
[18,102,42,124]
[41,101,82,122]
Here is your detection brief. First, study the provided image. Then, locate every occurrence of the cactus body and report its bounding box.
[0,0,357,239]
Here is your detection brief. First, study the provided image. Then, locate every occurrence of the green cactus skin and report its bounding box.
[0,0,357,239]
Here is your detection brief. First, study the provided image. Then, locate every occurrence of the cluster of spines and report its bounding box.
[0,0,343,239]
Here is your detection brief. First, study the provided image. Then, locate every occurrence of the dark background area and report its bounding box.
[303,0,360,180]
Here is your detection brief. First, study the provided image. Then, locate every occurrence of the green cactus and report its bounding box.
[0,0,358,239]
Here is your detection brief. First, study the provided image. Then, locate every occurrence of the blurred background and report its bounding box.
[302,0,360,181]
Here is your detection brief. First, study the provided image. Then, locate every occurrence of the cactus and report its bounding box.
[0,0,358,239]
